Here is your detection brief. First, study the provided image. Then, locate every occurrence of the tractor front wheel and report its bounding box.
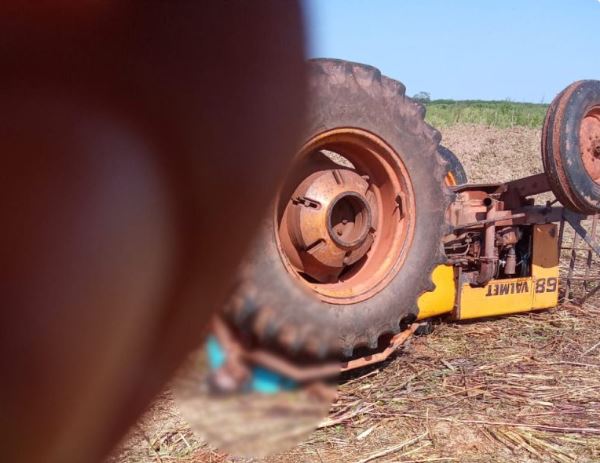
[543,80,600,214]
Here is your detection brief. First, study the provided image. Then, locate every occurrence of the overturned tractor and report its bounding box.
[223,59,600,374]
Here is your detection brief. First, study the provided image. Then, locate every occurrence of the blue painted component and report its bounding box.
[205,335,226,369]
[204,336,298,394]
[250,366,297,394]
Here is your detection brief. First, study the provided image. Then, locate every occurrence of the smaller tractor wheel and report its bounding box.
[542,80,600,214]
[438,145,467,186]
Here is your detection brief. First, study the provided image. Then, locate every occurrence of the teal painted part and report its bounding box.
[250,366,297,394]
[206,335,226,369]
[205,336,297,393]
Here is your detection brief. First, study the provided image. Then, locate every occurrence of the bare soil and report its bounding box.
[108,124,600,463]
[441,125,542,184]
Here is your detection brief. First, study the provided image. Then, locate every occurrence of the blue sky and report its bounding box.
[304,0,600,102]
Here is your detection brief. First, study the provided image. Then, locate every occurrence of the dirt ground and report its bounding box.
[108,125,600,463]
[441,125,542,184]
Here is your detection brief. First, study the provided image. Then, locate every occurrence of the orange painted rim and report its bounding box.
[580,106,600,184]
[444,171,457,187]
[275,128,415,305]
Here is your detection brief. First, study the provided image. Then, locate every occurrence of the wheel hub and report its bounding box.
[283,168,377,283]
[275,127,415,304]
[580,107,600,183]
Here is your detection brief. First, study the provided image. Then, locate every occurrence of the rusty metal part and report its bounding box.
[450,174,553,229]
[458,208,562,228]
[212,317,416,383]
[446,172,567,285]
[455,213,526,230]
[447,175,565,284]
[560,212,600,305]
[503,173,551,208]
[283,169,375,282]
[507,206,564,226]
[339,324,418,371]
[476,200,498,286]
[584,214,598,292]
[447,184,505,229]
[276,128,415,304]
[496,227,521,247]
[448,177,563,233]
[580,106,600,184]
[504,246,516,275]
[564,209,600,257]
[249,324,417,380]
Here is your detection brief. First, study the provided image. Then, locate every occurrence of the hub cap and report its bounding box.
[276,128,415,304]
[285,169,376,283]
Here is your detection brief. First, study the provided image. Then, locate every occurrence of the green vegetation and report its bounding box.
[423,99,548,129]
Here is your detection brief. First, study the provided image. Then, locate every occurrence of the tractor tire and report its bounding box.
[542,80,600,214]
[226,59,452,357]
[439,145,467,185]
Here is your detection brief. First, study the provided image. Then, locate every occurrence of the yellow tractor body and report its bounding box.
[418,224,559,320]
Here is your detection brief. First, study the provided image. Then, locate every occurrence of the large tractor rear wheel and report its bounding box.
[228,59,452,357]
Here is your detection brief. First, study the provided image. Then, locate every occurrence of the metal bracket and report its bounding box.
[563,209,600,257]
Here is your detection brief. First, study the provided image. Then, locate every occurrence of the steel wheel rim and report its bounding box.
[275,128,415,304]
[445,171,457,186]
[580,106,600,184]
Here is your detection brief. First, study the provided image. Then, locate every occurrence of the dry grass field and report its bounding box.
[108,124,600,463]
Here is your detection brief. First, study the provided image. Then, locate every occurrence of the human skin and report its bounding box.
[0,2,305,462]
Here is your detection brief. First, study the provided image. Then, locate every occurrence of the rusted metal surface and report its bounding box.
[444,167,574,284]
[564,210,600,256]
[580,106,600,184]
[449,187,600,295]
[443,151,588,285]
[455,213,526,230]
[559,211,600,304]
[585,215,598,291]
[339,324,418,372]
[504,246,517,275]
[567,230,580,301]
[282,168,375,282]
[447,177,555,231]
[503,173,550,204]
[477,200,498,285]
[247,324,417,380]
[276,128,416,304]
[447,180,600,300]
